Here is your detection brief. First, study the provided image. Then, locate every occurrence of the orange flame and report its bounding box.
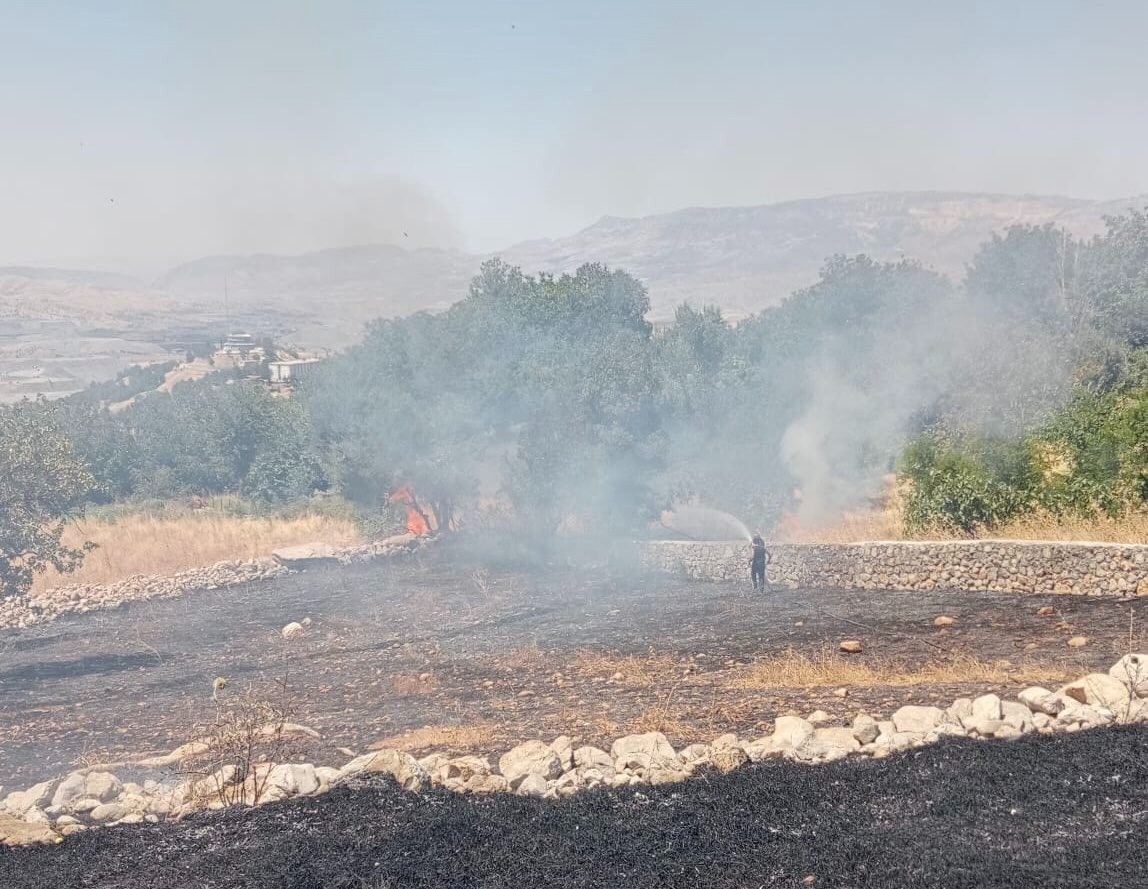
[391,486,431,536]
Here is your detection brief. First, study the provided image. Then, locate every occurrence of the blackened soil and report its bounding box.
[2,727,1146,889]
[1,552,1141,787]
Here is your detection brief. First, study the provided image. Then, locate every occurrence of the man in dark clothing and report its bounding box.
[750,532,770,591]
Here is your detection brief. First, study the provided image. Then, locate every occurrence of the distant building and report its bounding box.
[221,332,257,356]
[268,358,321,391]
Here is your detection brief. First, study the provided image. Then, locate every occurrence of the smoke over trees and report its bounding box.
[3,209,1145,582]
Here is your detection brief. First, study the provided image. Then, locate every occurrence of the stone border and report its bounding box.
[4,655,1147,846]
[0,535,429,632]
[641,539,1148,596]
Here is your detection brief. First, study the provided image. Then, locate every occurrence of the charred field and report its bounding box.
[2,726,1147,888]
[0,539,1141,789]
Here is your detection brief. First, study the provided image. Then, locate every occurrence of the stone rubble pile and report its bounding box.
[4,654,1147,847]
[0,534,425,632]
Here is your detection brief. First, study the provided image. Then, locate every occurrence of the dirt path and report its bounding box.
[0,554,1140,788]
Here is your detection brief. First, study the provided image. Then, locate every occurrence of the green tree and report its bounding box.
[0,401,95,596]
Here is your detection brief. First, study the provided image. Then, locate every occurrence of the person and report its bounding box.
[750,532,770,591]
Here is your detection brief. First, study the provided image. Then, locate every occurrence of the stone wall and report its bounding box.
[640,539,1148,596]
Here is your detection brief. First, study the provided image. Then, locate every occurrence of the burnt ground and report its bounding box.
[2,726,1146,889]
[1,544,1144,789]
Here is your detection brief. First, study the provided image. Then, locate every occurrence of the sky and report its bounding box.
[3,0,1148,276]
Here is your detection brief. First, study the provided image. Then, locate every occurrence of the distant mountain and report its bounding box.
[501,191,1147,319]
[3,191,1147,378]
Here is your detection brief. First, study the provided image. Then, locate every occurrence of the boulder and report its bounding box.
[679,744,712,764]
[1017,687,1064,716]
[839,640,863,654]
[4,781,55,816]
[852,714,880,745]
[441,756,493,782]
[499,741,564,788]
[609,733,681,774]
[83,772,122,803]
[573,746,614,772]
[1060,674,1132,714]
[341,749,429,791]
[50,773,87,810]
[265,763,320,797]
[971,694,1003,722]
[271,544,341,569]
[281,622,305,640]
[1000,701,1034,733]
[0,814,56,847]
[710,745,749,773]
[549,736,575,772]
[1108,654,1148,697]
[892,705,944,734]
[88,803,128,823]
[515,774,550,797]
[793,727,860,763]
[771,716,815,749]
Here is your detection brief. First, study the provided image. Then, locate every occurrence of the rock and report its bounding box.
[648,769,688,786]
[971,694,1003,722]
[83,772,122,803]
[771,716,815,749]
[265,763,320,797]
[710,745,749,773]
[4,781,55,816]
[947,698,973,723]
[1018,686,1064,716]
[794,727,860,763]
[833,687,848,698]
[1067,636,1089,648]
[70,798,102,814]
[892,705,944,734]
[515,774,550,797]
[467,774,510,793]
[0,814,56,846]
[573,746,614,772]
[88,803,128,823]
[1037,606,1056,616]
[609,733,681,774]
[839,640,863,654]
[550,736,575,772]
[1000,701,1034,733]
[1060,674,1132,713]
[679,744,712,764]
[341,749,429,791]
[934,616,956,627]
[499,741,564,788]
[807,710,830,725]
[852,713,880,745]
[441,756,493,782]
[271,544,341,569]
[50,773,87,810]
[1108,654,1148,697]
[378,533,417,550]
[281,622,305,640]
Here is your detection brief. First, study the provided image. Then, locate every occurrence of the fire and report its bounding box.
[390,486,432,536]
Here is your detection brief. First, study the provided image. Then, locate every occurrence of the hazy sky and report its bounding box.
[3,0,1148,274]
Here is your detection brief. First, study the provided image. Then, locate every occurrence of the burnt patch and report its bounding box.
[1,727,1145,888]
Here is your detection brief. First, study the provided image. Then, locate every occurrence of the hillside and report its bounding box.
[2,190,1145,399]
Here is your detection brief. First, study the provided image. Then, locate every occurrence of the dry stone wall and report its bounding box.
[641,539,1148,596]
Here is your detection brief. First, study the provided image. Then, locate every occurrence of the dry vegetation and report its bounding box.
[728,647,1070,690]
[32,512,361,593]
[778,496,1148,546]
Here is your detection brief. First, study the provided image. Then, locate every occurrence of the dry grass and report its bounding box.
[991,510,1148,544]
[779,503,1148,545]
[729,648,1069,690]
[369,722,500,754]
[33,512,361,592]
[570,651,685,688]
